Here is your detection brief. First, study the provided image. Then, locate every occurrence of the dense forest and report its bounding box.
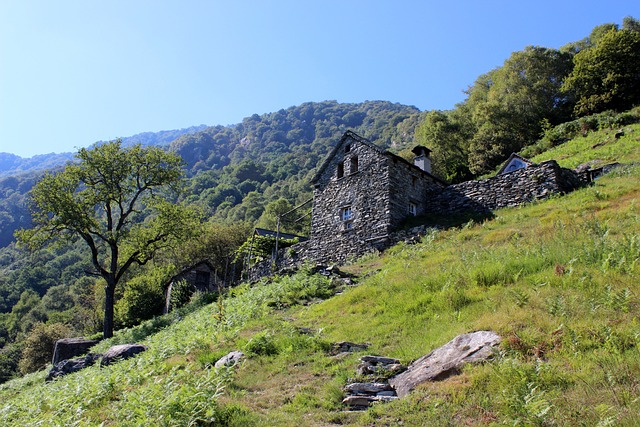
[0,17,639,382]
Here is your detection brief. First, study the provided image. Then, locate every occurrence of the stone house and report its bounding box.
[306,131,446,264]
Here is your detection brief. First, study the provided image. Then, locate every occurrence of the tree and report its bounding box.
[562,27,640,116]
[18,322,73,375]
[415,109,473,183]
[16,141,201,338]
[465,46,574,174]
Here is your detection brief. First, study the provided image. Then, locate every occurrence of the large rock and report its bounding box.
[46,354,102,381]
[52,338,99,365]
[100,344,148,367]
[214,351,245,368]
[389,331,501,398]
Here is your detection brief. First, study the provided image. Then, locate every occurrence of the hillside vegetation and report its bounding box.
[1,124,639,425]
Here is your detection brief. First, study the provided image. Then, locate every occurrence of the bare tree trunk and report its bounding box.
[103,281,116,339]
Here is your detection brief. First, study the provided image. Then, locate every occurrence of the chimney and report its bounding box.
[411,146,432,173]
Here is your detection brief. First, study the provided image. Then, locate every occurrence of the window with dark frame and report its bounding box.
[337,161,344,178]
[345,144,351,153]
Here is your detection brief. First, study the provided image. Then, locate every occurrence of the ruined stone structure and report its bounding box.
[165,260,222,293]
[423,159,586,216]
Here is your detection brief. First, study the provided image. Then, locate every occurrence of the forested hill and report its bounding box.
[0,101,421,249]
[171,100,419,175]
[0,124,208,177]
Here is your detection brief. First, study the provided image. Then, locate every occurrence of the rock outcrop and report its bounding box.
[52,338,99,365]
[46,354,102,382]
[342,355,405,410]
[46,343,148,381]
[389,330,501,398]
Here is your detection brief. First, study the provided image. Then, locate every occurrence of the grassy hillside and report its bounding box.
[1,126,639,425]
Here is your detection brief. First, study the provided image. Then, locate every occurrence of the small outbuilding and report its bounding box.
[166,260,223,294]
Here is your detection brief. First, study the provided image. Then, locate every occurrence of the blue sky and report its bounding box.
[0,1,637,158]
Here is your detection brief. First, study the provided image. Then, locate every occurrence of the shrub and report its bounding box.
[244,332,278,356]
[18,322,74,375]
[115,275,166,328]
[168,279,197,311]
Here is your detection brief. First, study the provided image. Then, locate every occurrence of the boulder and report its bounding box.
[46,354,102,381]
[100,344,148,367]
[389,330,501,398]
[52,337,99,365]
[214,351,245,368]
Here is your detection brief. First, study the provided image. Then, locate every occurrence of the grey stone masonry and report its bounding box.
[307,131,444,265]
[423,160,584,216]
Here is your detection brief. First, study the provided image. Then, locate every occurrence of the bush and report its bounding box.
[115,274,167,328]
[0,342,24,383]
[168,279,197,311]
[244,332,278,356]
[18,322,74,375]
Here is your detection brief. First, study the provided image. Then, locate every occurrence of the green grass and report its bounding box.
[1,125,640,426]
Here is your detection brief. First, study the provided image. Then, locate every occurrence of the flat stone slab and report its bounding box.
[342,394,399,408]
[331,341,370,355]
[345,382,393,395]
[389,330,501,398]
[100,344,148,367]
[360,355,400,365]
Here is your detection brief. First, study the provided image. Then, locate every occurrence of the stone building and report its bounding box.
[165,260,223,294]
[306,131,446,264]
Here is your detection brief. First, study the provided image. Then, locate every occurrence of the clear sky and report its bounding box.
[0,1,637,158]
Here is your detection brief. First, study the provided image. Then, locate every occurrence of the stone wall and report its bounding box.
[423,160,585,216]
[387,156,444,227]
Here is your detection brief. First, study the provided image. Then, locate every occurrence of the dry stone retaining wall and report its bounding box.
[424,160,585,216]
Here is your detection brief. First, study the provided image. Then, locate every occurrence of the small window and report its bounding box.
[341,206,354,231]
[412,176,417,188]
[345,144,351,153]
[341,206,353,221]
[350,156,358,174]
[337,162,344,179]
[408,202,417,216]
